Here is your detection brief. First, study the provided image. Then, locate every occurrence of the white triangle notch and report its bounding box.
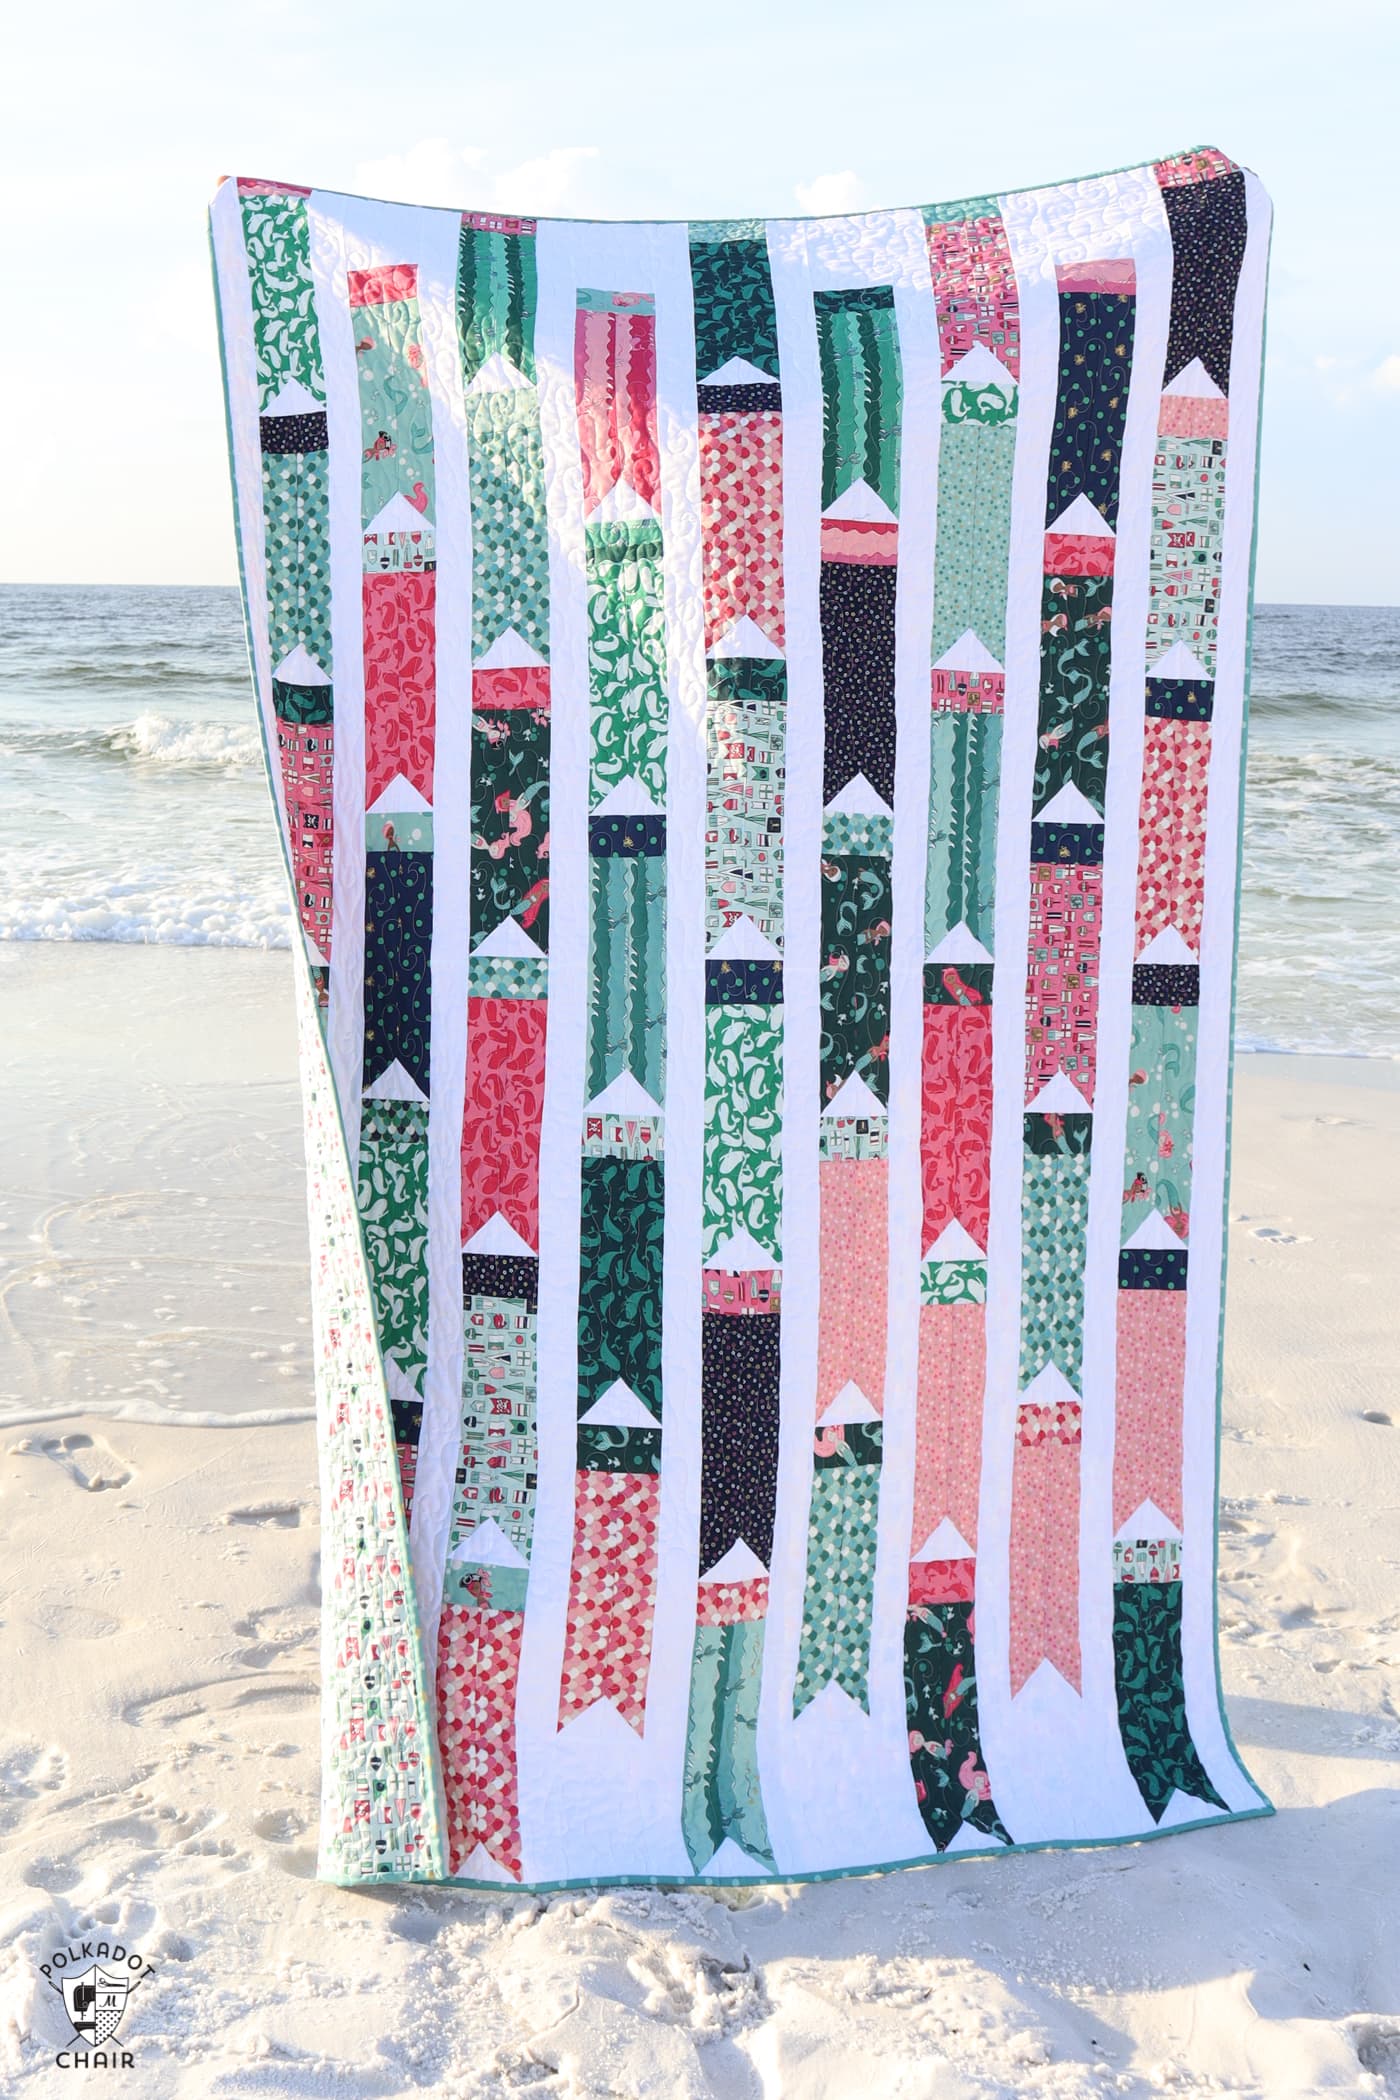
[945,1818,1006,1854]
[451,1516,528,1568]
[1164,356,1224,399]
[700,1540,767,1583]
[1014,1657,1079,1701]
[1151,641,1210,682]
[709,613,782,661]
[273,643,330,686]
[263,378,323,419]
[943,343,1015,393]
[794,1679,865,1725]
[700,1838,768,1877]
[1037,781,1103,826]
[926,922,994,966]
[580,1379,659,1429]
[472,915,545,960]
[925,1219,984,1261]
[385,1361,422,1408]
[1019,1362,1079,1408]
[709,913,780,961]
[466,352,532,395]
[825,771,891,817]
[1115,1499,1180,1543]
[1047,493,1114,538]
[592,776,661,816]
[367,774,432,816]
[592,476,656,524]
[699,356,775,388]
[821,1070,885,1121]
[823,477,897,525]
[586,1071,662,1117]
[817,1380,879,1427]
[707,1226,777,1272]
[463,1212,536,1258]
[475,626,547,670]
[366,491,433,537]
[1026,1071,1092,1114]
[933,629,1004,674]
[456,1841,520,1883]
[1123,1208,1186,1252]
[364,1058,427,1104]
[1137,926,1198,965]
[913,1516,974,1562]
[1157,1788,1227,1829]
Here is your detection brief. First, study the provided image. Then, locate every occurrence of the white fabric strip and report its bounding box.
[515,220,592,1882]
[650,218,710,1875]
[977,172,1059,1838]
[208,187,279,830]
[878,256,945,1863]
[762,209,943,1875]
[1073,167,1176,1835]
[516,220,703,1881]
[758,215,824,1873]
[398,202,475,1670]
[308,193,473,1667]
[1178,170,1272,1813]
[211,184,350,1863]
[306,197,369,1167]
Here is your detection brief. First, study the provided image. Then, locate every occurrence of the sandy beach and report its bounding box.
[3,941,1398,2097]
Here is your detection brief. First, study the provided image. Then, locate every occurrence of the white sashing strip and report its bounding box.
[763,209,940,1875]
[307,195,370,1164]
[1179,170,1271,1814]
[1076,169,1174,1833]
[403,202,476,1671]
[518,222,702,1882]
[762,216,826,1873]
[209,186,278,830]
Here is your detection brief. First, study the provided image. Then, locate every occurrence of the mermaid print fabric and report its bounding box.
[210,145,1272,1888]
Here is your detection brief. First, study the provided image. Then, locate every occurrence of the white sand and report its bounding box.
[3,944,1398,2098]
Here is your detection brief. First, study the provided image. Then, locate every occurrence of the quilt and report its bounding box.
[210,145,1272,1889]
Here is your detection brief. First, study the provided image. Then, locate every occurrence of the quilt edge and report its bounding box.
[206,204,451,1887]
[208,143,1271,230]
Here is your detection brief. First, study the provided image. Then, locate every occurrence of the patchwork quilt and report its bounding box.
[210,145,1272,1889]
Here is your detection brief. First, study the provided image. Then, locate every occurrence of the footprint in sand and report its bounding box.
[124,1672,317,1733]
[22,1854,83,1892]
[1362,1410,1394,1427]
[19,1432,133,1492]
[251,1806,308,1844]
[1247,1224,1312,1245]
[0,1741,71,1833]
[222,1502,305,1528]
[1354,2021,1400,2095]
[229,1603,318,1671]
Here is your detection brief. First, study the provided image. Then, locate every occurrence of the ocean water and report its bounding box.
[3,585,1396,1056]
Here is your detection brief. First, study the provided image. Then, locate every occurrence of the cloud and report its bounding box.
[352,138,486,208]
[794,170,865,216]
[494,147,599,216]
[347,139,599,217]
[1306,349,1400,408]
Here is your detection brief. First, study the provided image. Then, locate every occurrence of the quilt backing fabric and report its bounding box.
[210,145,1272,1889]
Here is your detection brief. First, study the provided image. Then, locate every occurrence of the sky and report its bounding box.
[5,0,1396,603]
